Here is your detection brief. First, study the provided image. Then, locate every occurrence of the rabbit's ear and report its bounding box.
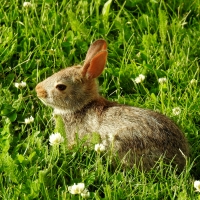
[82,39,108,79]
[84,39,107,65]
[82,51,107,79]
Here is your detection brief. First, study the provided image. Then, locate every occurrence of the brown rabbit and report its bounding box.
[36,39,189,170]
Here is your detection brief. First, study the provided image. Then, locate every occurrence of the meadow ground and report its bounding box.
[0,0,200,199]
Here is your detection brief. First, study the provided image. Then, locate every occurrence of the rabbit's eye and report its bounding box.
[56,84,67,91]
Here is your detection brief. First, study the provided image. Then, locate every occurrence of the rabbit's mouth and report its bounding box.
[38,97,48,106]
[38,97,69,111]
[37,97,53,108]
[37,96,54,106]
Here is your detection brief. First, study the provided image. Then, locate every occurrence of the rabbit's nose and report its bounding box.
[35,84,47,98]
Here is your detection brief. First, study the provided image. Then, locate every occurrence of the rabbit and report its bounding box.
[36,39,189,170]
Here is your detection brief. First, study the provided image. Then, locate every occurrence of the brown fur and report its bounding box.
[35,39,189,171]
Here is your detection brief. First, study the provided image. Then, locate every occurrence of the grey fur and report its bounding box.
[36,39,189,170]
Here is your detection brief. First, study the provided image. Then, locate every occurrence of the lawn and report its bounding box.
[0,0,200,199]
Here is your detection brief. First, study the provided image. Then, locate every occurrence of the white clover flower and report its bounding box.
[94,143,106,152]
[68,183,85,194]
[24,116,34,124]
[135,74,145,84]
[14,83,20,88]
[194,180,200,192]
[158,77,167,84]
[81,189,90,198]
[49,132,64,146]
[172,107,181,116]
[14,81,27,89]
[190,79,197,85]
[23,2,32,8]
[20,81,27,87]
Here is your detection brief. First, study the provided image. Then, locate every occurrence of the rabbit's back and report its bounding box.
[61,97,188,170]
[101,105,188,169]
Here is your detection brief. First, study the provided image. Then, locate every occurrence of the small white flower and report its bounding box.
[68,183,85,194]
[158,77,167,84]
[172,107,181,116]
[94,143,106,152]
[23,2,32,8]
[20,81,27,87]
[49,132,64,146]
[190,79,197,85]
[14,81,27,89]
[14,83,20,88]
[81,189,90,198]
[24,116,34,124]
[135,74,145,84]
[194,180,200,192]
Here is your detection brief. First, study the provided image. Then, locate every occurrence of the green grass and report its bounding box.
[0,0,200,199]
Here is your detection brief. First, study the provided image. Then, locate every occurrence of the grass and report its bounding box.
[0,0,200,199]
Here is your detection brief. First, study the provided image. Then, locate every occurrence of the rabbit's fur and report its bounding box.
[36,39,189,170]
